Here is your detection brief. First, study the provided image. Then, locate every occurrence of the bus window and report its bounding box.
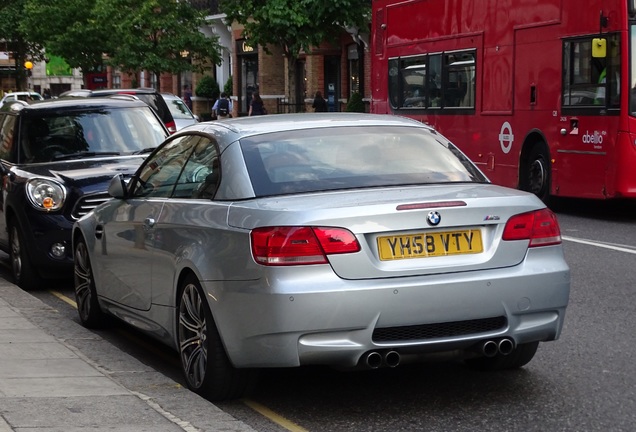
[388,58,400,109]
[562,34,620,108]
[607,36,620,107]
[388,50,475,111]
[401,56,427,108]
[428,54,442,107]
[444,52,475,108]
[631,25,636,115]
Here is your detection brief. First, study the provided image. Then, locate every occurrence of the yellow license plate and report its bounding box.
[377,229,483,261]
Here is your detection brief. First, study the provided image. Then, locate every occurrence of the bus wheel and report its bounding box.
[522,145,550,203]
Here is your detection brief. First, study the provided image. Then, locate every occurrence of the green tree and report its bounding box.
[93,0,222,91]
[0,0,44,90]
[20,0,222,90]
[21,0,108,75]
[221,0,370,103]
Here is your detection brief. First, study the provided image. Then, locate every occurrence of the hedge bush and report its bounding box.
[345,92,365,113]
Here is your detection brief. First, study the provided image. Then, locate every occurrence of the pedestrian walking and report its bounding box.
[182,84,193,110]
[248,92,267,116]
[212,92,233,120]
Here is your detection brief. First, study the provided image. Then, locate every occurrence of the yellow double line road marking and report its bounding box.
[49,289,308,432]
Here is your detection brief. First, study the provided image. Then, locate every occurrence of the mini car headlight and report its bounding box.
[26,178,66,211]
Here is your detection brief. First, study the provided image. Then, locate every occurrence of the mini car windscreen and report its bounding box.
[20,107,167,163]
[240,126,488,197]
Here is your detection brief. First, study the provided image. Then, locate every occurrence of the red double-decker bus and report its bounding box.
[371,0,636,200]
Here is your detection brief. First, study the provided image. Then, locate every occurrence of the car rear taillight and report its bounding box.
[166,121,177,134]
[251,226,361,266]
[502,208,562,247]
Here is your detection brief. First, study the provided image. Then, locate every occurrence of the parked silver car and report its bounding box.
[161,92,199,130]
[72,113,570,401]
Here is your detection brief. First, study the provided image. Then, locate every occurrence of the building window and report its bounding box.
[112,75,121,89]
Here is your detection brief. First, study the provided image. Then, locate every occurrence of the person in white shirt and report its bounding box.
[212,93,233,119]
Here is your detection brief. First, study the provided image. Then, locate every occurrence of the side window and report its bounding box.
[428,54,442,108]
[562,34,620,108]
[131,135,200,198]
[401,56,427,108]
[443,51,475,108]
[388,58,400,109]
[390,50,475,111]
[173,138,220,199]
[0,114,16,161]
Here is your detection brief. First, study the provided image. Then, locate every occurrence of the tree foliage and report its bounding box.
[21,0,108,74]
[0,0,44,90]
[221,0,369,59]
[17,0,222,90]
[220,0,370,102]
[93,0,222,84]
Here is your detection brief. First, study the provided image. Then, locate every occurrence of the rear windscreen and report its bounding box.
[239,126,488,197]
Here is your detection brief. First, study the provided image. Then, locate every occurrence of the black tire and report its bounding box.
[9,220,43,291]
[177,274,255,401]
[73,237,106,328]
[521,145,551,203]
[465,341,539,371]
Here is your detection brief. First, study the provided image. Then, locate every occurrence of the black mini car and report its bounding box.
[60,88,177,134]
[0,98,168,290]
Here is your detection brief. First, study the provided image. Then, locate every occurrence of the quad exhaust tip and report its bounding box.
[364,338,514,369]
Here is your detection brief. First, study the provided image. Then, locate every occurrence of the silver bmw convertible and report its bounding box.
[72,113,570,401]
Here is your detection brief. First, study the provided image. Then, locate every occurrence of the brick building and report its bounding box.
[230,22,371,117]
[4,0,371,119]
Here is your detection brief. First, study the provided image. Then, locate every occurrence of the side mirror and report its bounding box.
[193,114,200,122]
[107,174,128,199]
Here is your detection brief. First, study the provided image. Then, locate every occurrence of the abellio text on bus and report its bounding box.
[371,0,636,200]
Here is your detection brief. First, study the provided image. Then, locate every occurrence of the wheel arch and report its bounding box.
[173,267,236,361]
[173,267,202,343]
[71,225,86,248]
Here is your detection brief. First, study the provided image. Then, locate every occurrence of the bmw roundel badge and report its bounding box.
[427,211,441,226]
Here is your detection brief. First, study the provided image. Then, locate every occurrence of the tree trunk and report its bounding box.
[287,55,297,108]
[14,45,28,91]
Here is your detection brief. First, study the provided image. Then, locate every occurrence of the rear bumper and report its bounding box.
[205,246,570,369]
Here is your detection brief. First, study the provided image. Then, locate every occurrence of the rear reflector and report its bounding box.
[502,208,562,247]
[251,226,360,266]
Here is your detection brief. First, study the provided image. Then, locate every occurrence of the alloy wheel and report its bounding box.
[74,242,93,322]
[10,226,23,282]
[179,283,208,389]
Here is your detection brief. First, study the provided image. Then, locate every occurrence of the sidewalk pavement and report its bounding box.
[0,280,257,432]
